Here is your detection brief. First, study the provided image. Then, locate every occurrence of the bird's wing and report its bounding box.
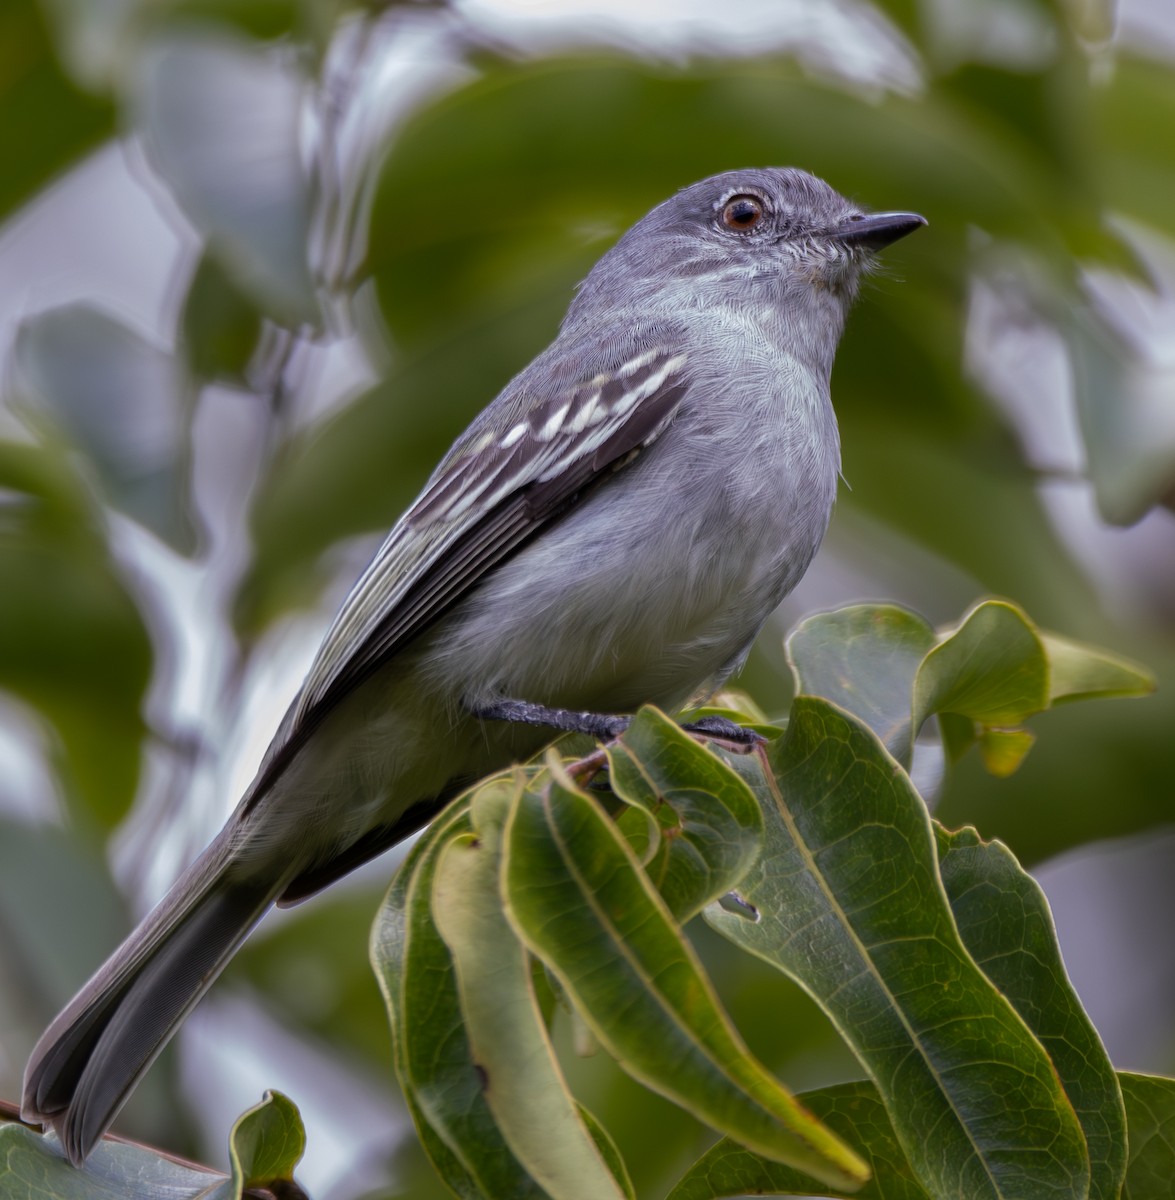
[244,325,690,806]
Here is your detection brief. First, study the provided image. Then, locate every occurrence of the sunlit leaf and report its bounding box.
[976,726,1036,776]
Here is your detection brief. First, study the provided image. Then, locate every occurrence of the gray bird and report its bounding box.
[23,167,924,1165]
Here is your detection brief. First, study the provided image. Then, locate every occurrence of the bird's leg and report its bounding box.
[468,700,764,749]
[468,698,631,740]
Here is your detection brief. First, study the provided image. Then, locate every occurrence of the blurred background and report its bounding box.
[1,0,1173,1195]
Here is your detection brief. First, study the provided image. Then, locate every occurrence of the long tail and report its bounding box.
[21,832,283,1165]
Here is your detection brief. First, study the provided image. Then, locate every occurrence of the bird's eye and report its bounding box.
[720,195,765,232]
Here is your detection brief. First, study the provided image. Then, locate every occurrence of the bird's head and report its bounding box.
[568,167,925,349]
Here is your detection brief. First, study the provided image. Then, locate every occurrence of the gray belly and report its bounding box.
[423,420,837,716]
[240,386,838,878]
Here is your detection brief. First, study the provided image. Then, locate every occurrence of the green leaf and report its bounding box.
[180,251,265,385]
[225,1089,306,1193]
[1057,0,1116,44]
[432,779,628,1200]
[785,605,937,766]
[369,790,550,1199]
[12,304,199,554]
[0,1094,308,1199]
[976,727,1036,777]
[914,600,1049,729]
[39,0,144,92]
[0,1093,306,1198]
[0,0,116,222]
[1093,56,1175,241]
[501,758,870,1191]
[913,599,1153,772]
[0,818,130,1058]
[936,826,1126,1200]
[575,1106,635,1200]
[667,1070,1175,1200]
[0,1122,225,1198]
[602,708,764,922]
[938,709,980,764]
[706,699,1090,1200]
[1120,1072,1175,1199]
[1041,632,1155,704]
[666,1080,931,1200]
[0,441,151,829]
[783,600,1152,783]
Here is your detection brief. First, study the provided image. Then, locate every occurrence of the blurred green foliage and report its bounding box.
[1,0,1174,1194]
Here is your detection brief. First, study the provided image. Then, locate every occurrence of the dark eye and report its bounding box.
[720,195,765,231]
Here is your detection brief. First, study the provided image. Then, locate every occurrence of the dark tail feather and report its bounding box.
[22,841,279,1165]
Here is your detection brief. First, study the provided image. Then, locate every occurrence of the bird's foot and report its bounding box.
[680,714,766,749]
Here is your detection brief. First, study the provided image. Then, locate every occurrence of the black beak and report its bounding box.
[836,211,927,250]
